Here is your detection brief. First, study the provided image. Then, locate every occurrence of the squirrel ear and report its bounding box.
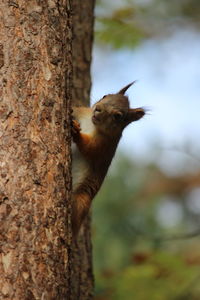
[118,81,137,95]
[125,108,145,125]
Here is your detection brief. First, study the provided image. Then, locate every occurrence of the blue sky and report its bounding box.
[91,29,200,174]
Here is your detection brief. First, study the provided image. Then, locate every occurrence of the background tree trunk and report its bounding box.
[0,0,94,299]
[69,1,95,299]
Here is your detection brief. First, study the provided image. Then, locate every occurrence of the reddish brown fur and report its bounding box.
[71,83,145,236]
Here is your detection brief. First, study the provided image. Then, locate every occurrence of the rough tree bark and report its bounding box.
[0,0,95,299]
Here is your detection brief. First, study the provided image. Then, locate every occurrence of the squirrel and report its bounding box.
[71,82,145,236]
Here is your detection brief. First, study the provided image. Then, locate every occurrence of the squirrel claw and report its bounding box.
[71,119,81,137]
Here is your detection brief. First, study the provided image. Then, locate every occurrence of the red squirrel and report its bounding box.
[71,82,145,236]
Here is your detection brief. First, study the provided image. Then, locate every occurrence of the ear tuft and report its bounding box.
[118,81,137,95]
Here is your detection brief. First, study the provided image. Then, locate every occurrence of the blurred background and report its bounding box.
[91,1,200,299]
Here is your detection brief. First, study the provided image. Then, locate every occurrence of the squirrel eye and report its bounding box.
[113,112,123,120]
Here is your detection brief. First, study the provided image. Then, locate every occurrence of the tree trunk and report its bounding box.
[69,1,95,299]
[0,0,94,299]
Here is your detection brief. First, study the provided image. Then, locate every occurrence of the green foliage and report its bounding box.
[96,17,144,49]
[93,155,161,271]
[178,0,200,20]
[95,3,146,49]
[93,154,200,300]
[95,0,200,49]
[111,252,200,300]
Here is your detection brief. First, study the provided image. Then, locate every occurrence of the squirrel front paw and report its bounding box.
[71,119,81,139]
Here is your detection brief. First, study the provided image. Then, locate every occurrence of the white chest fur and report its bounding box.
[78,112,95,135]
[72,112,94,191]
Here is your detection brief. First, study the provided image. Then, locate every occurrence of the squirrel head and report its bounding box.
[92,82,145,136]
